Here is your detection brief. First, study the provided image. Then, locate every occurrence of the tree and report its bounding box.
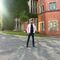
[4,0,29,18]
[3,0,29,30]
[20,11,29,22]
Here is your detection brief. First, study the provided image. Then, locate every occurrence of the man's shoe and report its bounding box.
[33,45,35,47]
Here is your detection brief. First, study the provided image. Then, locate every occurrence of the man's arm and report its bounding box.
[26,24,29,34]
[33,24,36,33]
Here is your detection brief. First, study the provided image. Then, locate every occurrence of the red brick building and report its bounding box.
[37,0,60,35]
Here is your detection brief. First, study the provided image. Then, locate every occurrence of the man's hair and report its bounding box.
[29,18,32,21]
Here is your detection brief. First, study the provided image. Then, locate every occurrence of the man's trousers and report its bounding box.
[26,33,35,47]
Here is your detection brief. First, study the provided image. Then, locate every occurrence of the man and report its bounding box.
[26,19,36,47]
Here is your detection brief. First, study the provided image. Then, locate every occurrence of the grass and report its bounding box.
[3,31,27,36]
[1,31,47,37]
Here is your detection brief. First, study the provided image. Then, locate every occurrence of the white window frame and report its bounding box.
[40,21,45,32]
[48,20,59,31]
[49,2,56,11]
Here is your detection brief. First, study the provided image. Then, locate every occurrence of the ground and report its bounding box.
[0,34,60,60]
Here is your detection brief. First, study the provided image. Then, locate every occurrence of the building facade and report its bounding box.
[28,0,37,14]
[37,0,60,35]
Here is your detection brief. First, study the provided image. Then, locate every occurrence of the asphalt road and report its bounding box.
[0,34,60,60]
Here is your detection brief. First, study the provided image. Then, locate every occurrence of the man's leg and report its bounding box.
[32,33,35,47]
[26,34,30,47]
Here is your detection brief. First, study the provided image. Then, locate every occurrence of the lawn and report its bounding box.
[3,31,27,36]
[2,31,47,37]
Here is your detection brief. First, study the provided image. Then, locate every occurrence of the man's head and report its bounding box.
[29,18,33,24]
[30,21,33,25]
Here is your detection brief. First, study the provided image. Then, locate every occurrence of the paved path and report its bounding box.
[0,34,60,60]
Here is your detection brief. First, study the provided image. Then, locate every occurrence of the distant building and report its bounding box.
[28,0,37,14]
[37,0,60,35]
[20,0,37,32]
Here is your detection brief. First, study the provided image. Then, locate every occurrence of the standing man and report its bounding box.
[26,19,36,47]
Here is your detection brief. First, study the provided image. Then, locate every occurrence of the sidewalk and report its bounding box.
[0,32,60,60]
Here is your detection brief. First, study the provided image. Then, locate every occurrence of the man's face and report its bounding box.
[31,21,33,25]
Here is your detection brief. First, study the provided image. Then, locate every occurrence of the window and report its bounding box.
[33,1,37,14]
[48,20,58,31]
[40,21,45,32]
[39,5,44,13]
[41,5,44,12]
[39,6,41,13]
[49,2,56,11]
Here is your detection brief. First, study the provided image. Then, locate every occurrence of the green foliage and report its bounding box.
[3,18,15,30]
[28,13,38,18]
[20,11,29,22]
[3,31,27,36]
[3,0,29,30]
[4,0,29,18]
